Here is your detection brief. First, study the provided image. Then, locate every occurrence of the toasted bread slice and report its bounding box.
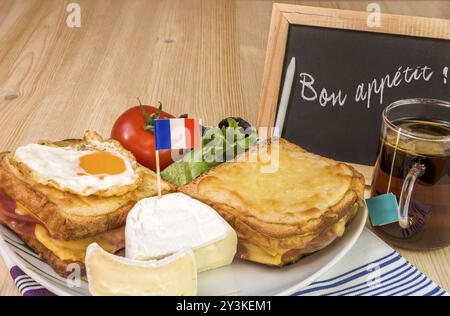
[0,133,173,240]
[180,138,365,266]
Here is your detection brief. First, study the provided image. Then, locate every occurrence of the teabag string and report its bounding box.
[386,127,402,194]
[366,128,402,226]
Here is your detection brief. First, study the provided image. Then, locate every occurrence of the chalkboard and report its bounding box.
[257,4,450,179]
[279,25,450,165]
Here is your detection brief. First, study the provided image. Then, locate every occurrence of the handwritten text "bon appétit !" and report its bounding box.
[298,65,447,108]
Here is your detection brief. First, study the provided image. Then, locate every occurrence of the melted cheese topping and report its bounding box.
[197,141,353,223]
[34,225,122,262]
[239,239,285,266]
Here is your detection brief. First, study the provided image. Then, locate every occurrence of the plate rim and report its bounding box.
[0,206,367,296]
[276,205,367,295]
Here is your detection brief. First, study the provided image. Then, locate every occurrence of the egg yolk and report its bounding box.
[79,152,126,175]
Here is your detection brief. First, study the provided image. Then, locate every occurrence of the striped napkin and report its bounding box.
[294,229,447,296]
[1,228,447,296]
[1,250,55,296]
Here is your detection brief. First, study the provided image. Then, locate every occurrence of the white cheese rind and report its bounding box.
[125,193,237,272]
[85,243,197,296]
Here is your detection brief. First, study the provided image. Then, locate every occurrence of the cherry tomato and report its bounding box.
[111,104,176,171]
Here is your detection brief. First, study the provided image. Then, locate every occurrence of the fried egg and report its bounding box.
[13,141,139,197]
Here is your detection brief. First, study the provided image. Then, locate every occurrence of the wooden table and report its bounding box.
[0,0,449,296]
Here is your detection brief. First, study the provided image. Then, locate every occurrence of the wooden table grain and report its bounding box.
[0,0,449,296]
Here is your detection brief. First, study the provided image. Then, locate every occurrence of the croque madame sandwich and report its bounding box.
[0,131,172,277]
[180,138,365,266]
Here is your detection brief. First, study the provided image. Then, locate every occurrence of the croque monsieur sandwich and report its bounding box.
[180,138,365,266]
[0,131,172,277]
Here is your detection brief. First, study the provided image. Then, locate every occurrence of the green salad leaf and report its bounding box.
[161,118,257,185]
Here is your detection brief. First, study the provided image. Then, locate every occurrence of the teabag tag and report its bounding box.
[366,193,399,226]
[366,128,402,226]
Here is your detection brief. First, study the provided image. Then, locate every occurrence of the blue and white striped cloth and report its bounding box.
[294,229,448,296]
[2,228,448,296]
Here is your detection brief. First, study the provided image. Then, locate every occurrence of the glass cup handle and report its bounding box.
[398,162,426,229]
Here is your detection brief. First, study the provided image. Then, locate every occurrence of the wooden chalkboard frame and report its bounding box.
[257,4,450,183]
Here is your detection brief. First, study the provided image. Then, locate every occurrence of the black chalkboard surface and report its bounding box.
[257,5,450,178]
[278,25,450,165]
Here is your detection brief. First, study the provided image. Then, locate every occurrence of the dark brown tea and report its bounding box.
[371,118,450,249]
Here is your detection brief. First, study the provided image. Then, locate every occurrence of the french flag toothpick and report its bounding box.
[154,118,201,150]
[153,118,201,197]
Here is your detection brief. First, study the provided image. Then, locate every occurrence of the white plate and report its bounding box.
[0,206,367,296]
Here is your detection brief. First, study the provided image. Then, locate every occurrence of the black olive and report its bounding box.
[218,117,253,137]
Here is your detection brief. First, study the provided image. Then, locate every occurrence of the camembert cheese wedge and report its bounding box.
[125,193,237,272]
[85,243,197,296]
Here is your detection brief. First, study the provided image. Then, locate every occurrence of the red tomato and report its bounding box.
[111,105,176,171]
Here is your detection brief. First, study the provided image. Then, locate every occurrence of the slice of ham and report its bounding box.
[0,189,15,214]
[0,189,37,238]
[95,226,125,250]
